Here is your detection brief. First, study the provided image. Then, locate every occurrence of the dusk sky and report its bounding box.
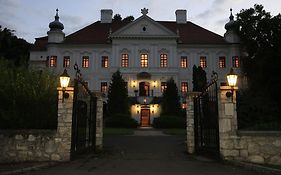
[1,0,280,43]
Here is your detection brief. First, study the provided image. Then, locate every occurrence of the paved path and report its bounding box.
[25,130,260,175]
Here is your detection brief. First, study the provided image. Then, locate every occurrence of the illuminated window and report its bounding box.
[102,56,109,68]
[181,82,188,93]
[200,56,207,68]
[101,82,107,93]
[50,56,57,67]
[82,56,89,68]
[182,103,187,109]
[63,56,70,68]
[121,54,129,67]
[140,54,148,67]
[232,56,239,68]
[161,82,167,93]
[160,54,168,67]
[219,56,226,68]
[180,56,188,68]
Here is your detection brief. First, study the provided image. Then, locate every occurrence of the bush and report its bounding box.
[0,60,58,129]
[153,116,186,128]
[105,114,138,128]
[237,90,281,130]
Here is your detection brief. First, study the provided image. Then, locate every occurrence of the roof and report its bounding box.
[31,20,227,51]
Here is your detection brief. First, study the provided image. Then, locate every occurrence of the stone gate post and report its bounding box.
[186,92,200,154]
[56,87,74,161]
[218,86,239,160]
[93,92,104,150]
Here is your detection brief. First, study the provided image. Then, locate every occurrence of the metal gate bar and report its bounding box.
[194,80,219,159]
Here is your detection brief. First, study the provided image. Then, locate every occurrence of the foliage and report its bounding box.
[236,4,281,127]
[192,65,207,92]
[107,70,130,115]
[0,60,58,129]
[112,14,134,22]
[153,116,186,129]
[160,78,181,116]
[0,26,31,67]
[105,114,138,128]
[237,90,281,130]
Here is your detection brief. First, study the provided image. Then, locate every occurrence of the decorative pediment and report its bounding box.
[111,15,178,39]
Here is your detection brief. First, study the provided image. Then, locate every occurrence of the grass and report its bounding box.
[103,128,135,136]
[162,128,186,136]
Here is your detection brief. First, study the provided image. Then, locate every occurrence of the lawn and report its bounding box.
[162,128,186,136]
[103,128,135,136]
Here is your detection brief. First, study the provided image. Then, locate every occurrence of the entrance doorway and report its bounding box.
[139,82,150,96]
[140,109,150,127]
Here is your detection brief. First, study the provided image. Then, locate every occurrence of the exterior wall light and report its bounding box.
[60,69,70,102]
[226,68,238,99]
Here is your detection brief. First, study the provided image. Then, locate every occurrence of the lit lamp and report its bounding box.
[226,68,238,99]
[60,69,70,102]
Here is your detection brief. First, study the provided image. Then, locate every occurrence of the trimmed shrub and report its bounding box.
[153,116,186,128]
[105,114,138,128]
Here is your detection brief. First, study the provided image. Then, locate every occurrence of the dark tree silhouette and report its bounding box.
[161,78,181,116]
[107,70,129,115]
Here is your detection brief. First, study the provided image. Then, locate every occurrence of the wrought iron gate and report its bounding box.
[71,65,97,158]
[194,79,219,159]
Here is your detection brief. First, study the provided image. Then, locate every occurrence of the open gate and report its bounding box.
[194,79,220,159]
[71,65,97,159]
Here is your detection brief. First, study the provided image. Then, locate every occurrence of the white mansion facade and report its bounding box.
[30,8,241,126]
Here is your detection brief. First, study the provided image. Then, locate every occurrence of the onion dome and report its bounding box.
[49,9,64,31]
[225,8,238,31]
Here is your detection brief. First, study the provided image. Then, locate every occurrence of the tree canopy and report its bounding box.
[192,65,207,92]
[161,78,181,116]
[112,14,134,22]
[236,4,281,127]
[107,70,130,115]
[237,4,281,113]
[0,26,31,67]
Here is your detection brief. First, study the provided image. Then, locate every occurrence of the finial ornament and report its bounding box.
[141,8,148,15]
[229,8,234,21]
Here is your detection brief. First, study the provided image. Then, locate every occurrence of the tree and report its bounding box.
[113,14,122,22]
[107,70,129,115]
[161,78,181,116]
[123,16,134,22]
[192,65,207,91]
[0,26,31,67]
[234,4,281,127]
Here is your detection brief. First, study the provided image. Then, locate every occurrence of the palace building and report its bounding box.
[30,8,241,127]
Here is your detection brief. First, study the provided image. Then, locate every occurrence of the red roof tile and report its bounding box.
[31,20,227,50]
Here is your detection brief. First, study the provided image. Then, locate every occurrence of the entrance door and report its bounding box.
[140,109,150,127]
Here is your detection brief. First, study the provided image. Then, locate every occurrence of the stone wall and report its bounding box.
[220,131,281,165]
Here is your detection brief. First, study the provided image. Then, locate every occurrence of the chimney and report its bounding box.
[175,10,187,24]
[101,9,113,23]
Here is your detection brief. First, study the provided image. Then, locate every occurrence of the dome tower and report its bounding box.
[224,9,240,43]
[47,9,65,43]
